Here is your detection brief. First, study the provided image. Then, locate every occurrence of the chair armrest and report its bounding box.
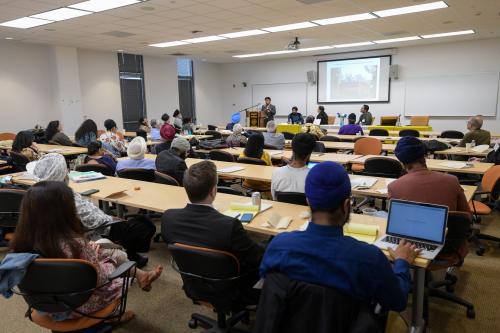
[108,261,136,281]
[472,190,491,198]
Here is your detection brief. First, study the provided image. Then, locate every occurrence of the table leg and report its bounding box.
[410,267,426,333]
[117,204,124,218]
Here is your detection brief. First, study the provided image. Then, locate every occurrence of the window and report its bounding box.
[117,53,147,131]
[177,58,196,122]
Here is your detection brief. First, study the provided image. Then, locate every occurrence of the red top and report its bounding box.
[160,123,176,141]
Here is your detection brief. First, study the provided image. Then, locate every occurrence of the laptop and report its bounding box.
[374,199,448,260]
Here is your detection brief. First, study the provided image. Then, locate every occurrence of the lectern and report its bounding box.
[246,108,265,127]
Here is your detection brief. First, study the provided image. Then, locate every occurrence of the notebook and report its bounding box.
[217,166,245,173]
[262,212,292,229]
[69,171,106,183]
[350,177,378,189]
[344,223,379,244]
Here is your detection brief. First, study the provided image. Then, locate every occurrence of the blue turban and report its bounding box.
[305,161,351,211]
[231,112,241,124]
[395,136,426,164]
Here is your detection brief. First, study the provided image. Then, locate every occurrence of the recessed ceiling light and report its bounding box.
[5,37,14,40]
[219,29,268,39]
[298,46,335,52]
[31,7,92,21]
[262,21,318,33]
[312,13,376,26]
[421,30,475,38]
[181,35,226,43]
[373,36,421,44]
[117,49,124,52]
[0,17,53,29]
[69,0,142,13]
[373,1,448,17]
[149,41,190,47]
[333,41,374,48]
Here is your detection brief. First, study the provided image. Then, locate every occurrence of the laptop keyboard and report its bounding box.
[384,236,438,251]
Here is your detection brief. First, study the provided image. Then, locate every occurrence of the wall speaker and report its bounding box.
[307,70,317,85]
[390,64,399,80]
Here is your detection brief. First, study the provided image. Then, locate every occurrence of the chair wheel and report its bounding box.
[476,248,485,256]
[188,319,198,329]
[466,308,476,319]
[154,234,162,243]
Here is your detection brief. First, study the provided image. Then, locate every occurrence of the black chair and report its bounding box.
[48,140,60,145]
[9,151,30,172]
[154,171,180,186]
[440,130,464,139]
[217,186,246,196]
[282,132,295,140]
[209,150,236,162]
[206,130,223,140]
[399,129,420,137]
[426,211,475,319]
[168,243,250,333]
[313,141,326,153]
[117,168,155,182]
[264,144,279,150]
[253,272,382,333]
[362,157,404,178]
[237,157,267,166]
[320,135,341,142]
[15,258,135,333]
[136,130,148,141]
[0,189,26,247]
[208,125,218,130]
[369,129,389,137]
[76,163,114,176]
[275,191,307,206]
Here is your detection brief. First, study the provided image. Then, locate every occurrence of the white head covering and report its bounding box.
[27,153,68,182]
[233,123,243,135]
[127,136,147,160]
[266,120,276,133]
[171,137,190,153]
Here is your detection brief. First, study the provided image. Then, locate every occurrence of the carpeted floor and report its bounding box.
[1,211,499,333]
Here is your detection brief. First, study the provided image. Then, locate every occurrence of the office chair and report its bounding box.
[0,132,16,141]
[410,116,429,126]
[426,211,475,319]
[48,140,60,145]
[117,168,155,182]
[14,258,135,333]
[136,131,148,141]
[9,151,30,172]
[217,186,246,196]
[282,132,295,140]
[351,138,382,174]
[0,189,26,247]
[208,125,218,130]
[237,157,267,166]
[320,135,341,142]
[441,130,464,139]
[369,129,389,137]
[313,141,326,153]
[253,272,382,333]
[168,243,250,333]
[380,116,398,126]
[275,191,307,206]
[206,130,223,140]
[76,163,114,176]
[209,150,236,162]
[154,171,180,186]
[237,157,270,193]
[399,129,420,137]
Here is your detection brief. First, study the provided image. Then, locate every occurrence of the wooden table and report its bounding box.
[332,134,460,145]
[36,144,88,156]
[433,146,492,157]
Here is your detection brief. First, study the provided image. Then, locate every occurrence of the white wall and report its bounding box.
[194,61,224,126]
[208,38,500,133]
[143,55,179,122]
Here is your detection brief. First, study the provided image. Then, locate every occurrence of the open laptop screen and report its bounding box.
[387,200,448,243]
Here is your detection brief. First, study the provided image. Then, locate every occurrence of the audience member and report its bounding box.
[357,105,373,125]
[263,121,285,150]
[172,109,183,129]
[260,161,419,312]
[156,137,190,185]
[99,119,128,157]
[150,119,161,141]
[316,106,329,125]
[288,106,304,124]
[12,130,41,161]
[301,115,324,139]
[159,113,176,143]
[181,117,195,134]
[338,113,364,135]
[226,123,247,147]
[138,117,151,133]
[116,137,155,173]
[459,116,491,147]
[45,120,73,146]
[75,119,98,147]
[84,141,117,174]
[240,132,271,166]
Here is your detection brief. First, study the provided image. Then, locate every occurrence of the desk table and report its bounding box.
[433,146,492,157]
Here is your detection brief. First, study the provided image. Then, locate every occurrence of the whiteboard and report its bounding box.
[404,72,499,117]
[252,82,307,117]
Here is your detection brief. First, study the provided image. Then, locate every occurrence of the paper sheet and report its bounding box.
[217,166,245,173]
[262,212,292,229]
[350,177,378,188]
[439,161,471,169]
[472,145,490,153]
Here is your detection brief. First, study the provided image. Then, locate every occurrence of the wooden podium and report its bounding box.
[246,109,265,127]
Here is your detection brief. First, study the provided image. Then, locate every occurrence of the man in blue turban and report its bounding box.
[260,161,419,312]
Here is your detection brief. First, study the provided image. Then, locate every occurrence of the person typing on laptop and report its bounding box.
[260,161,420,312]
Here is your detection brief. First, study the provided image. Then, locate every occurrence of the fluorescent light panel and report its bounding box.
[149,41,189,48]
[298,46,335,52]
[373,1,448,17]
[219,29,268,38]
[0,17,53,29]
[233,53,267,58]
[69,0,142,13]
[313,13,376,26]
[421,30,474,39]
[181,35,226,43]
[334,41,374,48]
[262,21,318,32]
[374,36,421,44]
[31,8,92,21]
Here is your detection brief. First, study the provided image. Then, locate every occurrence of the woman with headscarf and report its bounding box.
[226,124,248,147]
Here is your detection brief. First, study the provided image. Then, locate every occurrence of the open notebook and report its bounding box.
[222,202,272,222]
[344,223,379,244]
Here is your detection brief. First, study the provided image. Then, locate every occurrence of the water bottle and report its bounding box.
[471,140,476,148]
[252,192,261,210]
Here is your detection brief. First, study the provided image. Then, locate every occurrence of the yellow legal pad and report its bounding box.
[343,223,379,244]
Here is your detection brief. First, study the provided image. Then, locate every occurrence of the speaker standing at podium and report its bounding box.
[261,96,276,125]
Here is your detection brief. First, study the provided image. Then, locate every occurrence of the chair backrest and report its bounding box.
[439,211,472,263]
[354,137,382,155]
[209,150,235,162]
[320,135,340,142]
[264,143,280,150]
[275,192,308,206]
[363,157,404,178]
[380,116,398,126]
[399,129,420,137]
[117,168,155,182]
[9,151,30,171]
[168,243,241,311]
[207,125,218,131]
[481,165,500,196]
[282,132,295,140]
[18,259,98,313]
[440,130,464,139]
[154,171,180,186]
[75,163,113,176]
[0,132,16,141]
[217,186,244,196]
[0,189,26,228]
[410,116,429,126]
[205,130,222,139]
[237,157,267,165]
[253,272,381,333]
[136,131,147,141]
[369,129,389,137]
[313,141,326,153]
[327,115,336,125]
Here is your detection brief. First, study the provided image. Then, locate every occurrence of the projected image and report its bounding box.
[318,56,391,103]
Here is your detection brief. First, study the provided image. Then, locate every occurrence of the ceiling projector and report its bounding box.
[287,37,301,50]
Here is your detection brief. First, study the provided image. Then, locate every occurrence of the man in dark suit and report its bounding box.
[261,96,276,125]
[162,160,264,303]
